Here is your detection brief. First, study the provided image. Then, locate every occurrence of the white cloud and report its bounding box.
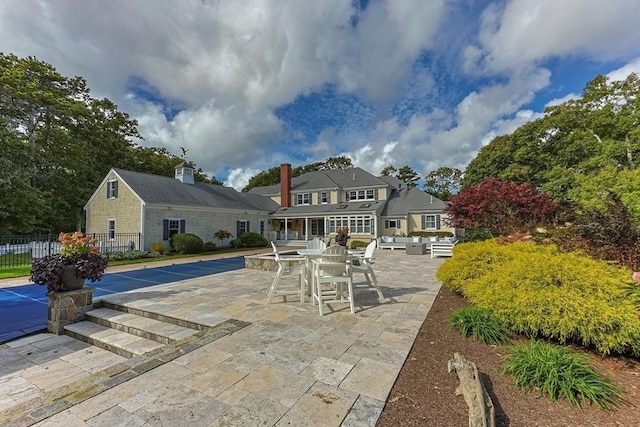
[607,57,640,81]
[225,167,261,191]
[466,0,640,74]
[1,0,638,186]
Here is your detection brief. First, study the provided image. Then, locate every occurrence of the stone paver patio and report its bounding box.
[0,250,444,426]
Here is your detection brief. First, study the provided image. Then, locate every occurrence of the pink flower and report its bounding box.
[633,272,640,285]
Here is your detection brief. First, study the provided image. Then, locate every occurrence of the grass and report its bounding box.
[0,246,270,280]
[503,340,623,410]
[447,306,511,345]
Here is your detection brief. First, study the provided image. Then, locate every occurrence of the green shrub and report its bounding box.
[448,306,510,344]
[437,240,640,356]
[203,241,217,252]
[504,341,623,410]
[349,240,368,249]
[170,233,204,254]
[150,242,165,254]
[236,232,268,248]
[106,250,156,261]
[408,231,454,238]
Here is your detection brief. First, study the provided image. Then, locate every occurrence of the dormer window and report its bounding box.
[348,189,375,201]
[296,193,310,205]
[107,180,118,199]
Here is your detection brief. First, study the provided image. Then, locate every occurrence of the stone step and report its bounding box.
[64,321,165,358]
[86,307,199,344]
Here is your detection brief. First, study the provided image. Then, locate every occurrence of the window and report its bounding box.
[421,214,441,230]
[108,219,116,240]
[328,215,372,234]
[385,219,401,229]
[107,180,118,199]
[347,189,375,201]
[311,219,325,236]
[163,219,185,240]
[320,191,329,204]
[296,193,310,205]
[236,220,249,236]
[259,220,266,236]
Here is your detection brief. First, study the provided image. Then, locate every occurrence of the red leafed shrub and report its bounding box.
[446,178,559,236]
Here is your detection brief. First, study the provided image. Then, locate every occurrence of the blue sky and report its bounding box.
[1,0,639,189]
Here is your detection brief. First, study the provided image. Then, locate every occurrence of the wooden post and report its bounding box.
[447,352,496,427]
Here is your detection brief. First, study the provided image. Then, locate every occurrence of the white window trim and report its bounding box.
[296,193,310,206]
[347,189,375,202]
[107,180,117,199]
[327,215,372,235]
[320,191,329,204]
[107,218,116,240]
[421,214,438,230]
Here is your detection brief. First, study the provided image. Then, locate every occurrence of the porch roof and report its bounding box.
[271,200,386,218]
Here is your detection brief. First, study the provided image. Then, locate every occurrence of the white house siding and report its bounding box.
[85,172,142,236]
[144,204,270,251]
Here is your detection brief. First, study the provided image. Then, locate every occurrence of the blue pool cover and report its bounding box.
[0,257,246,343]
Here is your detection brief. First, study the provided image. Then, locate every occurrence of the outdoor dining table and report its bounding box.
[296,248,362,299]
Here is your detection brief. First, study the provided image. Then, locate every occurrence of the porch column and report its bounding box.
[305,216,310,240]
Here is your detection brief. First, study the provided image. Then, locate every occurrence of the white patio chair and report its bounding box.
[311,245,355,316]
[350,240,384,299]
[306,238,327,250]
[267,242,306,304]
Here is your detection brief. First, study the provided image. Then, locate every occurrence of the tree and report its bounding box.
[396,165,420,188]
[446,178,559,235]
[242,156,354,192]
[322,156,353,170]
[463,73,640,204]
[0,53,141,233]
[380,165,397,176]
[424,167,462,201]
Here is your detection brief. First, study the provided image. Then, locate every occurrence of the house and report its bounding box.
[84,162,280,251]
[248,164,454,243]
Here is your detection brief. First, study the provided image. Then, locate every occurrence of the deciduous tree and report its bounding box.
[446,178,559,235]
[424,167,462,200]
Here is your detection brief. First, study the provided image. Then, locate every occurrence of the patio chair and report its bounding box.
[306,237,327,250]
[267,242,306,304]
[311,245,355,316]
[350,240,384,299]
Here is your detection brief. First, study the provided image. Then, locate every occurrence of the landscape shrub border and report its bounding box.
[437,239,640,356]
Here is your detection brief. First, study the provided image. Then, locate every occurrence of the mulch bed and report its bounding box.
[376,286,640,427]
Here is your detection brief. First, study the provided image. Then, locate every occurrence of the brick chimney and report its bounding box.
[280,163,292,207]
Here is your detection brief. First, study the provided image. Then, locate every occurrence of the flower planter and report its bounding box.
[59,265,86,291]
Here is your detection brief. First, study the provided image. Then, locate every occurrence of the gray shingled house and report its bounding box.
[247,164,454,243]
[84,162,279,251]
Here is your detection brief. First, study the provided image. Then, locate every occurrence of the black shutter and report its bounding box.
[163,220,169,240]
[114,181,118,198]
[236,221,241,238]
[179,219,186,233]
[436,215,441,230]
[247,221,250,232]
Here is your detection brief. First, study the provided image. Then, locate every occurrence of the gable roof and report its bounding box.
[111,169,280,212]
[248,167,388,196]
[382,188,446,216]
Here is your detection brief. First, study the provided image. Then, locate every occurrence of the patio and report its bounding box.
[0,250,444,426]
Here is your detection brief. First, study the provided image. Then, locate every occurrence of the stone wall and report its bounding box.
[47,287,95,335]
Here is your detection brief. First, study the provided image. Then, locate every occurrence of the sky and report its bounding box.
[1,0,639,190]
